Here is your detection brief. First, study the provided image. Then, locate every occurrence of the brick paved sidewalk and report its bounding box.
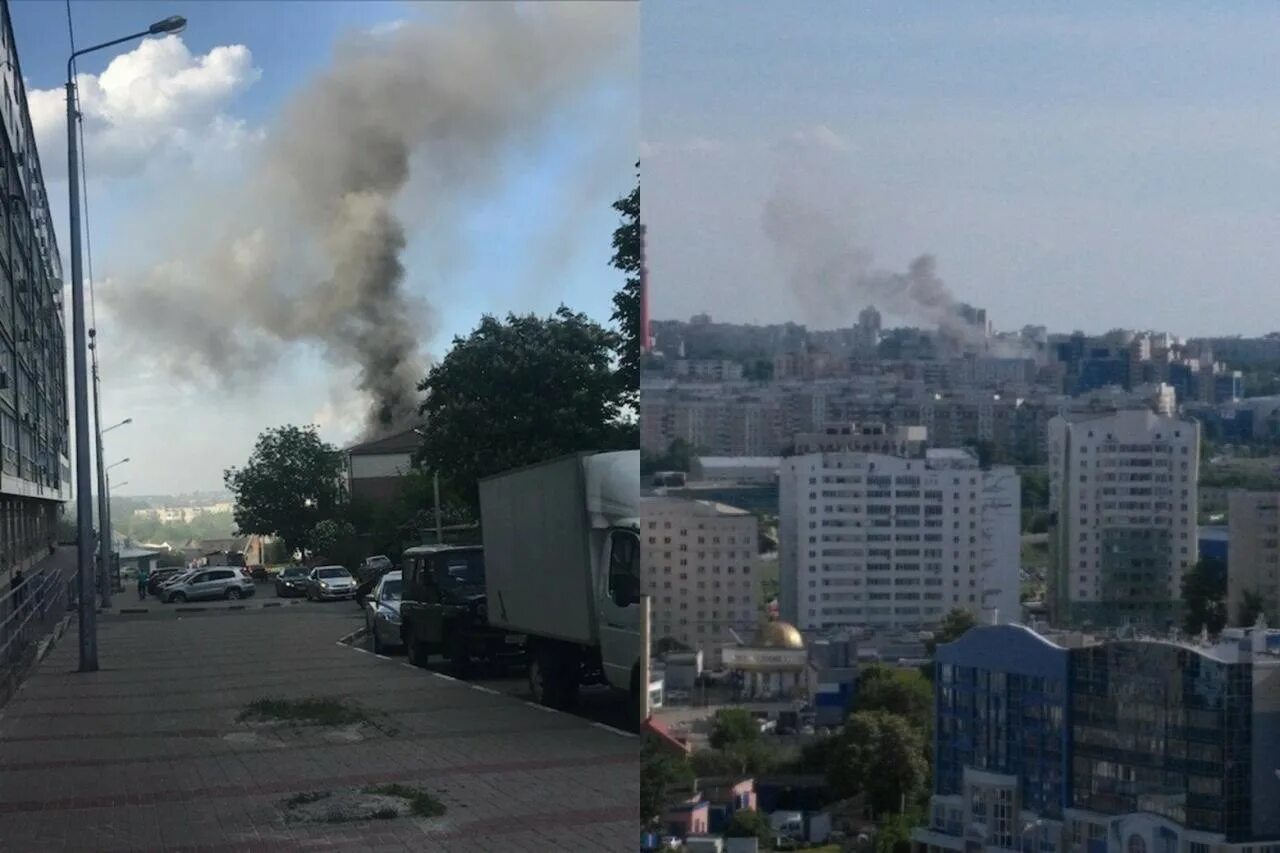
[0,608,637,852]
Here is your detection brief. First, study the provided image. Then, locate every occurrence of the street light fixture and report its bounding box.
[103,417,132,435]
[68,16,187,672]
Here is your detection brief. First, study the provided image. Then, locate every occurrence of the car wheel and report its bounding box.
[406,632,428,668]
[171,592,186,604]
[226,588,242,600]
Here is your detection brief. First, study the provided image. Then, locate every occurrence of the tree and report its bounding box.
[709,708,760,751]
[1239,588,1267,627]
[414,307,634,508]
[224,425,345,556]
[875,808,924,853]
[925,608,977,654]
[640,737,693,826]
[854,665,933,735]
[828,711,929,816]
[1181,556,1227,635]
[726,809,773,846]
[610,170,641,403]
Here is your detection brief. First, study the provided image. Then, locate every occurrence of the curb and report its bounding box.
[35,615,72,664]
[104,600,303,615]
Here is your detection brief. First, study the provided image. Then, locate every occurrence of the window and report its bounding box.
[607,532,640,607]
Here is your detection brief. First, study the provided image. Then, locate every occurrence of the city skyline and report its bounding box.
[644,2,1280,338]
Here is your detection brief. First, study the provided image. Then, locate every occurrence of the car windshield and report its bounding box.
[379,579,402,600]
[434,552,485,587]
[317,568,349,579]
[369,556,391,568]
[281,568,307,578]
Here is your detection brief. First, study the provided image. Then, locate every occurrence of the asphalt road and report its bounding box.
[345,606,635,733]
[115,580,635,732]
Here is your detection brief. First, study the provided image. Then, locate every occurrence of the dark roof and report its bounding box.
[197,537,249,553]
[345,426,423,457]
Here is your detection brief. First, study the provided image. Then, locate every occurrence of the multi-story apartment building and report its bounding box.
[778,449,1020,634]
[641,496,759,665]
[1227,491,1280,626]
[0,0,69,577]
[915,624,1280,853]
[794,422,928,457]
[1047,410,1199,628]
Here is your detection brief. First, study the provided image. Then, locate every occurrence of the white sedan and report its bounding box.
[364,570,403,654]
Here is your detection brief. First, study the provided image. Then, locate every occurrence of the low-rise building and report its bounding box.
[343,427,422,506]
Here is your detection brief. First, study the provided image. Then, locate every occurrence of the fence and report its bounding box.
[0,563,71,709]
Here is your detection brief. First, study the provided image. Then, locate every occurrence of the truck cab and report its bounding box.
[399,544,522,673]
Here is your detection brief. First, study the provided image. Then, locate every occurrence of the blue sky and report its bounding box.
[644,1,1280,336]
[12,1,637,495]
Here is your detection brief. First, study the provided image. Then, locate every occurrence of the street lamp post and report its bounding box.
[67,15,186,672]
[100,440,130,600]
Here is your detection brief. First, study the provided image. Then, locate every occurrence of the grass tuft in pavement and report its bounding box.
[362,783,447,817]
[283,791,330,807]
[238,697,369,727]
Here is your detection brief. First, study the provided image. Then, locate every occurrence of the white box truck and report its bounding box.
[479,450,641,715]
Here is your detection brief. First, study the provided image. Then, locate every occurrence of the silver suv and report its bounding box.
[163,568,256,603]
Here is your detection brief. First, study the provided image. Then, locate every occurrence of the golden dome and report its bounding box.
[752,620,805,650]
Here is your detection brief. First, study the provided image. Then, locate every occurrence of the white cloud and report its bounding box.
[787,124,852,154]
[29,35,260,181]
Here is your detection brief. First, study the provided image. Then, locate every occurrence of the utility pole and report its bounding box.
[67,72,97,671]
[639,594,651,723]
[433,470,442,544]
[66,14,188,672]
[90,335,110,608]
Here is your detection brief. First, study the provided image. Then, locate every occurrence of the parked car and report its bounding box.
[364,570,403,654]
[247,565,269,582]
[355,555,395,601]
[147,567,188,597]
[399,544,523,674]
[274,566,310,598]
[306,566,357,601]
[162,567,256,603]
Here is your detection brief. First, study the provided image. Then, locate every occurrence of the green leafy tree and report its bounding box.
[1239,588,1268,627]
[1181,556,1227,635]
[726,809,773,845]
[610,170,641,402]
[640,737,693,826]
[828,711,929,816]
[224,425,345,556]
[709,708,760,751]
[854,665,933,734]
[415,307,635,508]
[925,608,977,654]
[875,808,925,853]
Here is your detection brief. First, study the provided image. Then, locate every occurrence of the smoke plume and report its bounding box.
[104,4,632,438]
[762,185,1025,355]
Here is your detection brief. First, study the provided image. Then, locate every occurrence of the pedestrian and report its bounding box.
[137,563,150,601]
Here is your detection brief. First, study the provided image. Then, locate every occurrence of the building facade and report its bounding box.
[0,0,69,580]
[343,427,421,506]
[1047,410,1199,628]
[915,626,1280,853]
[778,448,1021,634]
[1227,491,1280,627]
[642,496,759,665]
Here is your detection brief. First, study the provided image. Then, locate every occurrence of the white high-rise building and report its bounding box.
[1047,409,1199,627]
[778,449,1020,633]
[641,497,760,664]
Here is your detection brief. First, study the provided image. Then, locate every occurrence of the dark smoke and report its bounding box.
[104,4,632,438]
[762,187,996,350]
